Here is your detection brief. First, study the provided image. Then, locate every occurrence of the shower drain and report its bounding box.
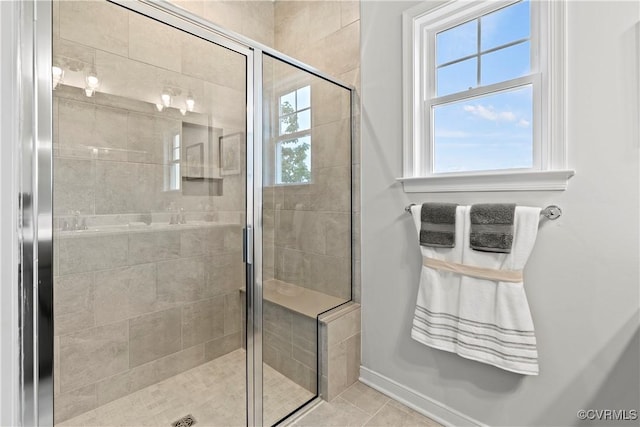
[171,414,197,427]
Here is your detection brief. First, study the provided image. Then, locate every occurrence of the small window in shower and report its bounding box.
[276,86,311,184]
[165,133,181,191]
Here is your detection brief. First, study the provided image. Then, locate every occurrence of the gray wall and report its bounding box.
[360,1,640,426]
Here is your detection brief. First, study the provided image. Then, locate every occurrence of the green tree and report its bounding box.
[279,101,310,183]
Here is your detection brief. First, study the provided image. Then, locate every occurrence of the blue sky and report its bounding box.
[433,0,533,173]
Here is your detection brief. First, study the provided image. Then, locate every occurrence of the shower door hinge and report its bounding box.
[243,226,253,265]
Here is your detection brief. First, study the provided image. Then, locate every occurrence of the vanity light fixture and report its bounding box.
[84,71,100,97]
[186,94,195,112]
[161,92,172,108]
[52,66,64,90]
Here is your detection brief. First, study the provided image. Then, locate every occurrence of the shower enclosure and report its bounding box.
[19,0,353,425]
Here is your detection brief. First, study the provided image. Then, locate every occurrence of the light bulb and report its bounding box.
[84,71,100,97]
[52,66,64,90]
[156,104,164,112]
[161,93,171,107]
[86,74,99,89]
[186,95,195,112]
[179,108,187,116]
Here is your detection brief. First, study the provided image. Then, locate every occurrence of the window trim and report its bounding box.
[401,0,574,192]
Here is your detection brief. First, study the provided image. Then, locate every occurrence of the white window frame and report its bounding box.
[401,0,574,192]
[164,132,181,191]
[274,85,312,186]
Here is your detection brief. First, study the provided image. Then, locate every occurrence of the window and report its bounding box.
[275,86,311,184]
[402,0,573,192]
[165,133,181,191]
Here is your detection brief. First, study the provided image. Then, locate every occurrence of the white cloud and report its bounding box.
[463,104,518,122]
[517,118,531,128]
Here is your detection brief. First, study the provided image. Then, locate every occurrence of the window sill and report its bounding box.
[396,169,575,193]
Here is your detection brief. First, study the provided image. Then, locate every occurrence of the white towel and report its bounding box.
[410,205,541,375]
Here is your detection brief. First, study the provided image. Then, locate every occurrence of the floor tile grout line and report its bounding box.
[359,400,392,427]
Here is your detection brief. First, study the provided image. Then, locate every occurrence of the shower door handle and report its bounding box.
[243,226,253,265]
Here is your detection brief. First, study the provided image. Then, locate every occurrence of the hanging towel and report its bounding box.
[470,203,516,253]
[409,205,541,375]
[420,203,458,248]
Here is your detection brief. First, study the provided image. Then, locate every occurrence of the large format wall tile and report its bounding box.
[275,248,309,287]
[311,166,351,213]
[205,252,244,297]
[54,157,95,216]
[95,161,156,214]
[204,332,241,361]
[181,297,225,348]
[59,322,129,393]
[157,257,205,304]
[224,292,242,335]
[181,35,245,92]
[239,1,275,47]
[324,212,351,258]
[95,50,160,106]
[58,234,129,275]
[311,80,351,127]
[306,2,342,43]
[128,12,182,73]
[59,1,128,56]
[54,272,95,336]
[57,98,129,162]
[93,263,161,326]
[128,230,181,265]
[313,119,351,169]
[53,383,97,425]
[95,344,204,407]
[126,113,180,165]
[309,254,351,299]
[129,307,182,367]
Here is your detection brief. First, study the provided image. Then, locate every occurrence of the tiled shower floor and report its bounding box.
[57,349,314,427]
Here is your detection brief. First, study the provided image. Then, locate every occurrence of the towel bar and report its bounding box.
[404,204,562,220]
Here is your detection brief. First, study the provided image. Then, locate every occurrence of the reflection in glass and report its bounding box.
[52,2,248,425]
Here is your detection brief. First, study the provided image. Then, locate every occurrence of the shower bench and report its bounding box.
[240,280,361,401]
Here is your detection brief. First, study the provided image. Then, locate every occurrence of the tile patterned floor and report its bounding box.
[57,349,442,427]
[57,349,313,427]
[293,382,443,427]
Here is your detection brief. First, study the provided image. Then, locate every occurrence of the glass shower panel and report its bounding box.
[52,2,247,425]
[262,55,352,424]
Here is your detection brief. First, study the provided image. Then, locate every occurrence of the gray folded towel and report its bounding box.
[470,203,516,253]
[420,203,458,248]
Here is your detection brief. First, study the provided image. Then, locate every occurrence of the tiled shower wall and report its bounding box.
[53,0,360,422]
[52,1,254,422]
[272,1,361,302]
[262,66,352,299]
[162,0,361,300]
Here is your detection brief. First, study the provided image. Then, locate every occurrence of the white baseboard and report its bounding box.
[359,366,486,427]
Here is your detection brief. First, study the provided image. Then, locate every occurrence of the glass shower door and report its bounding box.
[52,2,249,425]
